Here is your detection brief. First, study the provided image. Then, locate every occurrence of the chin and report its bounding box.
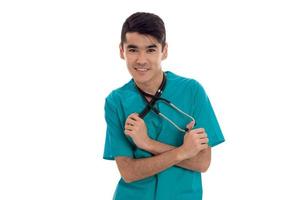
[133,76,151,85]
[131,72,152,83]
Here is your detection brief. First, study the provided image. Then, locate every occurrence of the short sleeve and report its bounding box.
[192,82,225,147]
[103,95,134,160]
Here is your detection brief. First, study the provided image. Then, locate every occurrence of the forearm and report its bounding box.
[143,139,211,172]
[116,148,185,183]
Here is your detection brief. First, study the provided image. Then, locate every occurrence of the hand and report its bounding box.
[124,113,151,149]
[178,121,209,160]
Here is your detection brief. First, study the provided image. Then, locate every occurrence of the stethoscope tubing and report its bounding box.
[136,75,195,133]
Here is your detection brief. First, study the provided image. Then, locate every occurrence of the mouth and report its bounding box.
[134,67,149,72]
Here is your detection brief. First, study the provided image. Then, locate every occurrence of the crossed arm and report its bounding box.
[142,139,211,171]
[115,113,211,183]
[116,144,211,183]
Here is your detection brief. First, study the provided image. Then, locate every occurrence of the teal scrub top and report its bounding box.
[103,71,225,200]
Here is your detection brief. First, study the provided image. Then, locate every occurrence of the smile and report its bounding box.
[135,68,149,72]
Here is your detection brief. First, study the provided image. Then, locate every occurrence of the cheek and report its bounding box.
[126,61,133,70]
[151,56,162,64]
[126,65,135,76]
[124,54,136,63]
[126,58,136,67]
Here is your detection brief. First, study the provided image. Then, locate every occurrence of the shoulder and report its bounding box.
[105,79,135,105]
[166,71,206,93]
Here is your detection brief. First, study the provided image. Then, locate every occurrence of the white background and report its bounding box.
[1,0,299,199]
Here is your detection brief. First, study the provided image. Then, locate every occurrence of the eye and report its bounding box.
[147,48,156,53]
[128,48,138,53]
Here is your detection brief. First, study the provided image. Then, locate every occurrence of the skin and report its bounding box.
[116,32,211,183]
[119,32,167,95]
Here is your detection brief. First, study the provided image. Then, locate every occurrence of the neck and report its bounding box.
[135,71,164,95]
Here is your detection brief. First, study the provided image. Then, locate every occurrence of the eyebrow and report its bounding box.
[147,44,158,49]
[126,44,158,49]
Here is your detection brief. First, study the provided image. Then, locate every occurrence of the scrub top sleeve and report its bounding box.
[103,97,134,160]
[193,82,225,147]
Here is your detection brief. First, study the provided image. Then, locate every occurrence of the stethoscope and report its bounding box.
[135,72,195,133]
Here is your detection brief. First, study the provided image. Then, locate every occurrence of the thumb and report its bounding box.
[186,120,195,131]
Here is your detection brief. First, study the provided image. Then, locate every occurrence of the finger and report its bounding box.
[130,113,142,121]
[186,120,195,131]
[201,144,209,149]
[194,128,205,134]
[198,132,207,139]
[124,129,133,136]
[200,138,209,144]
[128,113,139,121]
[198,128,205,132]
[124,124,134,131]
[126,118,136,126]
[190,129,204,135]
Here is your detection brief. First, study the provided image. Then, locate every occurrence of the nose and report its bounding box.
[136,51,147,65]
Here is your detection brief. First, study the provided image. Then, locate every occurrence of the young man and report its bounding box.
[103,12,225,200]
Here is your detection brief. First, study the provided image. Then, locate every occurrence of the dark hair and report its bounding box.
[120,12,166,49]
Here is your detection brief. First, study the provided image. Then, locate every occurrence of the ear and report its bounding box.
[162,43,168,60]
[119,44,125,59]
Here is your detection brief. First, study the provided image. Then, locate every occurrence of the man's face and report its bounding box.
[120,32,168,85]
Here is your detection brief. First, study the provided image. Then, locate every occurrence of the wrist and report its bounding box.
[140,137,154,152]
[175,146,189,161]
